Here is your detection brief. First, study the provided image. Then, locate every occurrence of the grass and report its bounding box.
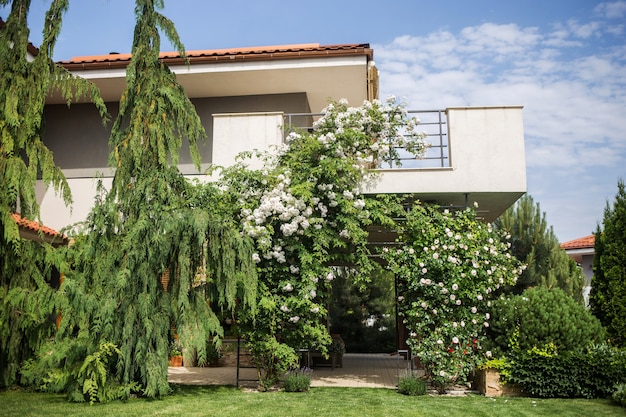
[0,385,623,417]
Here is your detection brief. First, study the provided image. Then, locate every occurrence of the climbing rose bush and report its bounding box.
[220,97,428,388]
[383,204,523,392]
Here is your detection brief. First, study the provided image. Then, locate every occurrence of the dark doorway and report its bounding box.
[328,269,397,353]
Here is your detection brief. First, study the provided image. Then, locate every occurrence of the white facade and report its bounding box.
[37,43,527,232]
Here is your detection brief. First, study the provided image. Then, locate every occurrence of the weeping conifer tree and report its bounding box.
[24,0,256,401]
[0,0,106,388]
[495,195,584,301]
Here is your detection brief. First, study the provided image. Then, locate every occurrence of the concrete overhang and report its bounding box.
[46,44,374,114]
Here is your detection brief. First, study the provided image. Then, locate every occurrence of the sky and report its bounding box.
[2,0,625,243]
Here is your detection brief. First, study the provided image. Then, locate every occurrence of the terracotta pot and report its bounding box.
[169,355,183,367]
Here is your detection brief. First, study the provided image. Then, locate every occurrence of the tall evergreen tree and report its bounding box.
[24,0,256,401]
[496,195,584,300]
[0,0,106,388]
[590,179,626,347]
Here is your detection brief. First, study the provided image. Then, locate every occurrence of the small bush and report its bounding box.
[397,370,427,396]
[613,383,626,407]
[489,287,605,355]
[283,368,312,392]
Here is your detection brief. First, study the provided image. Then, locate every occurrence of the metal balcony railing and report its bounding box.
[283,110,449,169]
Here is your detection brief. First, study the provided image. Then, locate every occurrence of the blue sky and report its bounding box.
[3,0,625,242]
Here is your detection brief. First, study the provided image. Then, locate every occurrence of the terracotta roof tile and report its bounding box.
[11,213,67,242]
[59,43,373,70]
[560,234,595,250]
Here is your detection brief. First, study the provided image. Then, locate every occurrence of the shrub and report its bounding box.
[489,287,605,355]
[249,338,299,391]
[397,370,427,396]
[613,383,626,407]
[283,368,312,392]
[383,204,523,393]
[507,344,626,398]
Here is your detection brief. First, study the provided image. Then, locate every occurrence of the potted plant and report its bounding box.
[328,334,345,369]
[474,357,522,397]
[169,339,183,367]
[205,342,222,367]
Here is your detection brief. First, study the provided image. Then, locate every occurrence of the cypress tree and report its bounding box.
[25,0,257,401]
[590,179,626,347]
[0,0,105,387]
[496,195,584,300]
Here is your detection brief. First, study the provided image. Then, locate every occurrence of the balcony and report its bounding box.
[283,106,526,223]
[38,106,525,234]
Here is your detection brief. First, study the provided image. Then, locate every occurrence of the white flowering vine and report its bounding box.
[383,204,523,393]
[220,97,429,389]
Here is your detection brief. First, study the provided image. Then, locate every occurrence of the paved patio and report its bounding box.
[168,353,419,389]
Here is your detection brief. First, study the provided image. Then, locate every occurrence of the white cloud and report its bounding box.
[566,19,602,39]
[374,17,626,241]
[594,1,626,19]
[374,21,626,170]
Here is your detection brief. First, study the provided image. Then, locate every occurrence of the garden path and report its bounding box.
[168,353,418,388]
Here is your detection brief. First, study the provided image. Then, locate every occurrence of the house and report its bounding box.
[38,42,527,240]
[561,234,595,306]
[34,41,526,359]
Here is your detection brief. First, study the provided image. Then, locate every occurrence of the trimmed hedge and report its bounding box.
[508,345,626,398]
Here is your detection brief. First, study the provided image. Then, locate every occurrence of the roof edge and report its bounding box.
[11,213,68,245]
[560,234,595,250]
[59,43,373,71]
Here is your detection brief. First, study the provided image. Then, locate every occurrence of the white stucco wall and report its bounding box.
[368,106,526,194]
[37,177,113,233]
[212,112,284,170]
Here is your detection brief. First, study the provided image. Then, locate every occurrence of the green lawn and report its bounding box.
[0,385,623,417]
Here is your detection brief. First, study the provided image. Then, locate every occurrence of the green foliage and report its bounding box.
[169,339,183,357]
[0,0,106,389]
[507,344,626,398]
[283,368,313,392]
[0,0,106,237]
[488,287,605,355]
[21,340,142,404]
[0,239,60,388]
[397,370,427,396]
[220,98,426,389]
[76,342,141,405]
[329,270,397,353]
[590,179,626,347]
[24,0,256,401]
[328,337,346,356]
[248,338,299,391]
[382,204,522,392]
[496,195,584,299]
[613,383,626,407]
